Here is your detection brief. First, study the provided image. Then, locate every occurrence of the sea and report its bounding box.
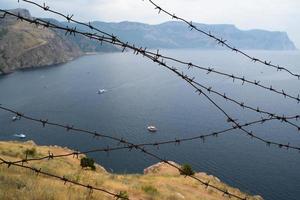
[0,50,299,200]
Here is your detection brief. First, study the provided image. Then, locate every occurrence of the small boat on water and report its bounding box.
[147,125,157,132]
[12,116,19,121]
[13,134,26,139]
[97,89,107,94]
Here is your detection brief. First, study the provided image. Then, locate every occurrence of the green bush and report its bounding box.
[23,147,37,157]
[180,164,195,176]
[80,157,96,170]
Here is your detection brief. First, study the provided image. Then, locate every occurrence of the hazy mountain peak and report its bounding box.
[8,8,32,18]
[80,20,296,50]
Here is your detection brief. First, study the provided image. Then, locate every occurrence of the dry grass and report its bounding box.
[0,141,263,200]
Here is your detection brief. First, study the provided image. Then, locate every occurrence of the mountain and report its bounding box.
[0,9,116,74]
[84,21,296,50]
[0,9,296,74]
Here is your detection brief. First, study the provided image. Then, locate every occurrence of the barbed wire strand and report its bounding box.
[0,110,256,200]
[0,9,299,199]
[19,0,300,104]
[2,113,299,167]
[0,147,250,200]
[0,157,129,199]
[13,0,300,131]
[0,10,299,147]
[144,0,300,79]
[3,7,300,132]
[0,115,297,200]
[0,104,299,152]
[0,9,300,144]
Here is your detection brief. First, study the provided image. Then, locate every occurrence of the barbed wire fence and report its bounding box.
[1,105,300,152]
[0,157,130,199]
[19,0,300,104]
[0,0,299,199]
[0,8,299,200]
[9,1,300,133]
[1,8,299,132]
[1,9,300,149]
[144,0,300,79]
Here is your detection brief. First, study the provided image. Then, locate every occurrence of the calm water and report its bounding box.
[0,50,300,200]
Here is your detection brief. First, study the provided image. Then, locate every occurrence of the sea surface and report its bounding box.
[0,50,300,200]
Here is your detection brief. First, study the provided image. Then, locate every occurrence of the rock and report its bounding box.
[144,161,181,175]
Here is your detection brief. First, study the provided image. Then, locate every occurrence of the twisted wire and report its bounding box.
[0,157,129,199]
[18,0,300,104]
[2,7,299,132]
[0,6,299,199]
[144,0,300,79]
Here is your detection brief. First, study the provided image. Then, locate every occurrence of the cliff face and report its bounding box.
[0,9,117,74]
[0,9,82,74]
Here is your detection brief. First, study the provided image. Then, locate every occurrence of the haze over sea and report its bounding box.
[0,49,299,200]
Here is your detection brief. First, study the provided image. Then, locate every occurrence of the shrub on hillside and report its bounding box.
[80,157,96,170]
[180,164,195,176]
[23,147,37,157]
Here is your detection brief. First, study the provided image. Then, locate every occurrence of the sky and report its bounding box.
[1,0,300,48]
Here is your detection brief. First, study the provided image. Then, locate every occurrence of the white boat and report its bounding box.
[97,89,107,94]
[12,116,19,121]
[147,125,157,132]
[13,134,26,139]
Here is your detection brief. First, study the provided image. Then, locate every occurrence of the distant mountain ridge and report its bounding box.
[0,9,296,74]
[79,20,296,50]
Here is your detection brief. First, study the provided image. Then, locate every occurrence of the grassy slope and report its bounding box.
[0,141,263,200]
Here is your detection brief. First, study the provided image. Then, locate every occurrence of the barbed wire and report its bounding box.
[13,0,300,132]
[0,105,258,200]
[2,112,299,168]
[154,54,300,104]
[0,10,299,147]
[0,7,299,200]
[17,0,300,105]
[0,104,299,152]
[143,0,300,79]
[0,148,251,200]
[0,146,135,165]
[2,7,299,133]
[0,114,284,200]
[0,157,129,199]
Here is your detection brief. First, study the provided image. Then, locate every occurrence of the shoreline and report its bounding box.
[1,49,298,76]
[0,140,263,200]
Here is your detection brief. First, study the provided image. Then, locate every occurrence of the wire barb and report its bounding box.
[145,0,300,79]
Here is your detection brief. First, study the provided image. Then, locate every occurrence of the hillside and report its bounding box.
[0,8,296,74]
[77,21,296,50]
[0,9,116,74]
[0,141,263,200]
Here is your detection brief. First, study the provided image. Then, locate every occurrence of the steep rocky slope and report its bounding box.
[0,9,82,74]
[0,9,116,74]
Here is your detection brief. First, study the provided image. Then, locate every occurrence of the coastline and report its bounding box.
[0,140,263,200]
[0,50,121,75]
